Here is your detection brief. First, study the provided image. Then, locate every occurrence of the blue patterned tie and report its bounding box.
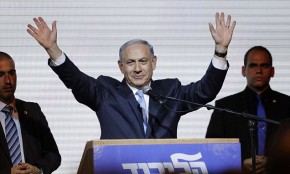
[136,90,148,133]
[3,106,22,166]
[256,95,266,155]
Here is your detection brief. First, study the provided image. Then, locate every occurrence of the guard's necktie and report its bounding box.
[256,95,266,155]
[3,106,22,166]
[136,90,148,133]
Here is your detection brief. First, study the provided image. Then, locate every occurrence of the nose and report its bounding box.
[3,74,11,83]
[134,62,141,72]
[256,66,263,73]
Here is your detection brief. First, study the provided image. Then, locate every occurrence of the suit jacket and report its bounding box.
[0,99,61,174]
[50,56,228,139]
[206,87,290,161]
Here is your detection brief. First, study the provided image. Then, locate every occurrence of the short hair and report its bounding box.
[119,39,154,60]
[0,51,13,60]
[244,46,272,66]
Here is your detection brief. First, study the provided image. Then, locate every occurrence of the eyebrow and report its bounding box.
[0,69,16,73]
[248,63,270,65]
[126,57,148,60]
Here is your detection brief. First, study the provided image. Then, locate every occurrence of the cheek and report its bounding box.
[147,70,153,77]
[122,67,132,75]
[12,78,17,85]
[247,70,255,76]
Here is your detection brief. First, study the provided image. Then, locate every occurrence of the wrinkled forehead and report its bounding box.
[119,40,154,60]
[123,44,152,59]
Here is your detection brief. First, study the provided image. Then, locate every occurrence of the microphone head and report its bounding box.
[142,86,152,94]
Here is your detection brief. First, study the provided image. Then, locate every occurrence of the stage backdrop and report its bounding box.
[1,0,290,173]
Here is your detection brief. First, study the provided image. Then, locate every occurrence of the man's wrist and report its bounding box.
[46,44,62,61]
[214,50,227,58]
[50,51,65,66]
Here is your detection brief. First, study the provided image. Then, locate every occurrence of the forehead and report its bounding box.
[0,58,15,70]
[123,43,151,59]
[247,50,271,64]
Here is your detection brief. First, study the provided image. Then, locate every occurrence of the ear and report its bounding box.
[271,67,275,77]
[118,60,124,74]
[241,66,246,77]
[151,56,157,70]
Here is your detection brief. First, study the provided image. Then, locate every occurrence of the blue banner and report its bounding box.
[93,142,241,174]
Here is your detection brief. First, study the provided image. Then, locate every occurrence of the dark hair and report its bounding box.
[119,39,154,60]
[244,46,272,66]
[0,51,13,60]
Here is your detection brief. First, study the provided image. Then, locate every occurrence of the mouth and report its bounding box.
[133,75,144,79]
[255,77,263,81]
[3,86,13,92]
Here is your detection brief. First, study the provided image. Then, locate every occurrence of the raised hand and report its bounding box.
[209,12,236,53]
[27,17,62,60]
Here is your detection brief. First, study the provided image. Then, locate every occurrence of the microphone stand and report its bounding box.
[157,95,280,125]
[248,120,257,174]
[153,94,280,173]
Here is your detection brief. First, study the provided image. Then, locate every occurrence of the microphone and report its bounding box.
[142,86,161,99]
[142,86,164,104]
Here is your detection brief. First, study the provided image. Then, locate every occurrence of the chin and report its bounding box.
[129,83,143,89]
[131,81,146,87]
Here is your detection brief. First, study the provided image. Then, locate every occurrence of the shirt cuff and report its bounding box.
[49,52,66,66]
[212,56,228,70]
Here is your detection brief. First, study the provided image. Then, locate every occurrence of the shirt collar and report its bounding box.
[127,82,152,95]
[0,99,16,112]
[245,86,272,100]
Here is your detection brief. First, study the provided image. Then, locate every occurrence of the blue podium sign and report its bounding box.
[78,139,241,174]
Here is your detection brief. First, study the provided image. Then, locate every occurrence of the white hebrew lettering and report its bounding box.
[122,152,208,174]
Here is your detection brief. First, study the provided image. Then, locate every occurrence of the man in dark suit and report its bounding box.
[0,52,61,174]
[26,12,236,139]
[206,46,290,173]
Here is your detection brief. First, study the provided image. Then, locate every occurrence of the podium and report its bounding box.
[77,138,241,174]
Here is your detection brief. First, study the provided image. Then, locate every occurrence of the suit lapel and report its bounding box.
[145,98,160,138]
[0,99,29,164]
[148,82,163,117]
[145,82,164,138]
[0,121,11,161]
[264,91,279,120]
[15,99,31,161]
[117,79,145,136]
[240,91,250,113]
